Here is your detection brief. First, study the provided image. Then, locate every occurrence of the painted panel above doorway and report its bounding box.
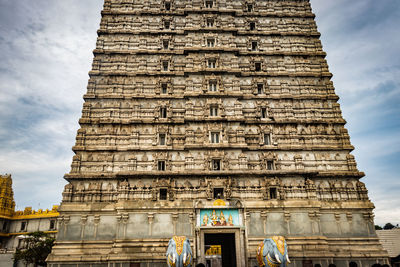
[200,209,239,227]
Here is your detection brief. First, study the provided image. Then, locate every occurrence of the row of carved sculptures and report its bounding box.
[88,75,333,88]
[76,123,345,136]
[62,178,369,202]
[105,0,312,14]
[97,34,322,53]
[92,55,327,72]
[83,99,338,112]
[100,14,317,33]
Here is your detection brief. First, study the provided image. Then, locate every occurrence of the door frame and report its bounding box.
[198,228,244,267]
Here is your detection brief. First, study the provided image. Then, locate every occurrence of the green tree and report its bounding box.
[375,225,382,230]
[383,223,395,230]
[14,231,55,267]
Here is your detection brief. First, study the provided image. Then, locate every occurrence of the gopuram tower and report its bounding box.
[47,0,389,266]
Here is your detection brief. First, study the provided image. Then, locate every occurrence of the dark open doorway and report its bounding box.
[204,233,236,267]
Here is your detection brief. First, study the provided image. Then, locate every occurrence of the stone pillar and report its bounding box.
[148,213,154,236]
[308,212,316,235]
[363,212,374,236]
[335,213,342,235]
[122,213,129,239]
[80,215,87,239]
[189,212,195,236]
[63,216,70,238]
[116,214,122,239]
[172,213,179,235]
[93,215,100,238]
[284,212,291,235]
[261,211,267,235]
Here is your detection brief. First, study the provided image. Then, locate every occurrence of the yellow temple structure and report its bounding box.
[0,174,59,266]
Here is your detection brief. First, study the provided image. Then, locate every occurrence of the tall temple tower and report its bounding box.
[47,0,389,266]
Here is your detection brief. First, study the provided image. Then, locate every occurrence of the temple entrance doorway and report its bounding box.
[204,233,237,267]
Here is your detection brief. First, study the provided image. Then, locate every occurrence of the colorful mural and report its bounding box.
[200,209,239,227]
[205,245,222,256]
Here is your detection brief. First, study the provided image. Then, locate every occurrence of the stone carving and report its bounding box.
[48,0,387,265]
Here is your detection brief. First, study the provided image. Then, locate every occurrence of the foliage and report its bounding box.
[383,223,396,230]
[375,225,383,230]
[14,231,55,267]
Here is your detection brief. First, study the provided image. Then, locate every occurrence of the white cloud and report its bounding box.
[0,0,103,209]
[311,0,400,225]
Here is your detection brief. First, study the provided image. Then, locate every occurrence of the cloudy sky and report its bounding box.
[0,0,399,226]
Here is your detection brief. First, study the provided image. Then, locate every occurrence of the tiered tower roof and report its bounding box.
[0,174,15,218]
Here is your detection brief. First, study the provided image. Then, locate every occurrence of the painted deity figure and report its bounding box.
[202,213,209,226]
[219,211,227,226]
[228,214,234,226]
[211,210,218,226]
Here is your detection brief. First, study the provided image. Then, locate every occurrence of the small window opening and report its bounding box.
[165,2,171,10]
[159,133,166,145]
[267,160,274,170]
[270,187,277,199]
[251,41,258,51]
[211,132,220,143]
[210,106,218,116]
[257,83,263,94]
[255,62,261,71]
[50,220,56,230]
[161,83,168,94]
[164,21,170,29]
[160,188,168,200]
[213,188,224,199]
[261,107,267,118]
[209,80,217,91]
[20,221,26,231]
[247,4,253,12]
[2,221,7,231]
[207,38,215,47]
[208,59,216,68]
[163,39,169,49]
[264,133,271,145]
[212,159,221,170]
[158,160,166,171]
[349,262,358,267]
[250,22,256,31]
[160,107,167,118]
[205,0,214,8]
[207,18,214,27]
[162,61,169,71]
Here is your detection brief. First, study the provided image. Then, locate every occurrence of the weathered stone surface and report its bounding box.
[47,0,389,266]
